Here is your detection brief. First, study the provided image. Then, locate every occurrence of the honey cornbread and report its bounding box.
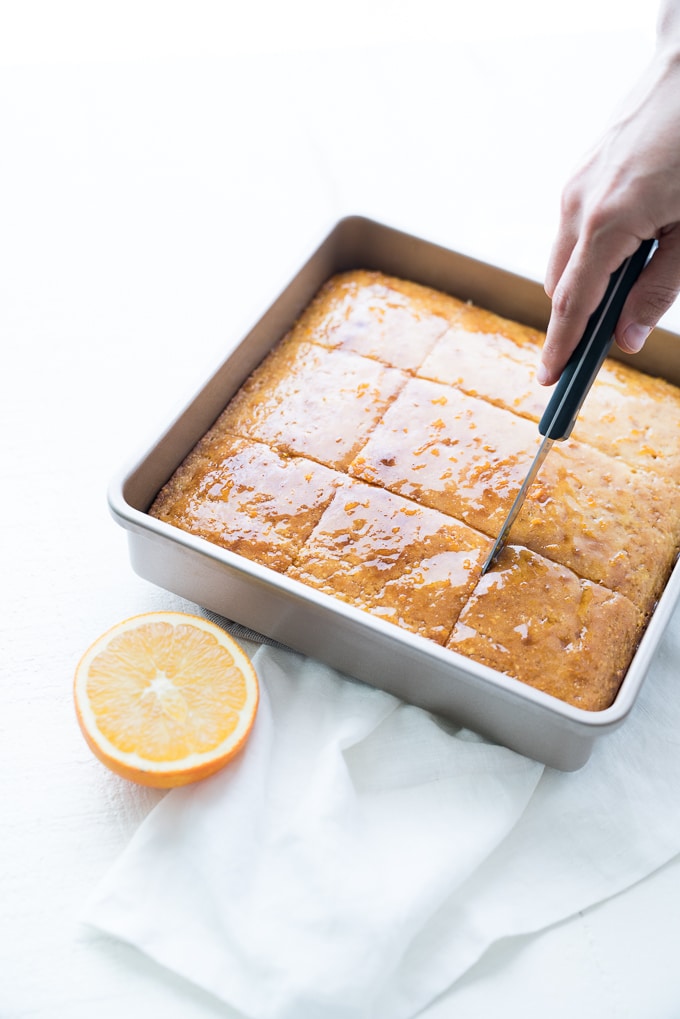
[149,270,680,711]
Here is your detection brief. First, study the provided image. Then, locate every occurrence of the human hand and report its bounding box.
[538,45,680,386]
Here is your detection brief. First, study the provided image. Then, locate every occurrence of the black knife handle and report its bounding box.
[539,237,656,440]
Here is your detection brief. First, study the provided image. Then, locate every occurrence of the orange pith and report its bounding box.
[74,612,259,787]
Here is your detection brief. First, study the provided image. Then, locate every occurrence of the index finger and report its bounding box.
[545,218,578,300]
[538,235,641,385]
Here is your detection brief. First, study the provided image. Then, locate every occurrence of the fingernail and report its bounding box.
[536,362,550,385]
[622,323,651,353]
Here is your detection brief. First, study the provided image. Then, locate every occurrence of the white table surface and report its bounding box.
[3,3,680,1016]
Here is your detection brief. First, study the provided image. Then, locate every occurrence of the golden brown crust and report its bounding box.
[149,269,680,711]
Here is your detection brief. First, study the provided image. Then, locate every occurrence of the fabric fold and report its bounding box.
[85,646,542,1019]
[85,606,680,1019]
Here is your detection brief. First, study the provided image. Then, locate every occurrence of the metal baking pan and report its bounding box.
[108,215,680,770]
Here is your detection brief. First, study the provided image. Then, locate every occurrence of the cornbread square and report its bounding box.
[215,339,405,470]
[419,322,551,421]
[293,269,459,371]
[448,545,642,710]
[287,481,491,644]
[348,375,542,534]
[572,358,680,480]
[149,435,342,571]
[512,439,680,616]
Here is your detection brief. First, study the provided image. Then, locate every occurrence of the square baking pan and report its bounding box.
[108,215,680,770]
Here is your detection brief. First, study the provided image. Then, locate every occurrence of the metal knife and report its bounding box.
[481,237,656,575]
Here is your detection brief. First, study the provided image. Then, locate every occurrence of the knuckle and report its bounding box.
[549,284,573,321]
[583,204,610,235]
[560,184,580,219]
[584,199,625,238]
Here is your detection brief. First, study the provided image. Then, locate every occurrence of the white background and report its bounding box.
[3,2,680,1017]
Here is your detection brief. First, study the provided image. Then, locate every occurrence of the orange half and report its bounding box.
[74,611,259,787]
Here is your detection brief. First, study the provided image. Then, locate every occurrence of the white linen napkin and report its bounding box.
[84,605,680,1019]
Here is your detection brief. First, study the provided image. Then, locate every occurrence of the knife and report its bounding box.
[481,237,656,575]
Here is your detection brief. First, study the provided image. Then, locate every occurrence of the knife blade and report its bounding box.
[481,236,656,575]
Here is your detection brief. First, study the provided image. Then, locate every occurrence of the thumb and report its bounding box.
[616,225,680,353]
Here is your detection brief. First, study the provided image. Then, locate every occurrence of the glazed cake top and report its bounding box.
[149,270,680,710]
